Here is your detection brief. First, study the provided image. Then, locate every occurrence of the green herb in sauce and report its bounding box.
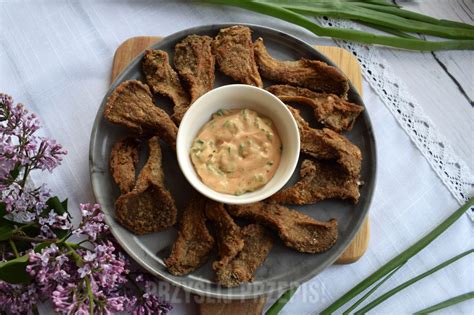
[190,108,281,195]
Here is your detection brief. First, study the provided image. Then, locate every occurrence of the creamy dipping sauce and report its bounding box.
[190,108,282,195]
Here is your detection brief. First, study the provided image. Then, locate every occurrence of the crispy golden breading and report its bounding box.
[165,195,215,276]
[213,25,263,87]
[142,49,190,123]
[103,80,178,147]
[115,137,177,234]
[319,128,362,178]
[205,200,244,270]
[215,224,273,288]
[174,35,215,103]
[133,136,165,190]
[288,106,362,178]
[270,159,360,205]
[254,38,349,97]
[109,138,139,194]
[228,202,337,254]
[267,85,363,132]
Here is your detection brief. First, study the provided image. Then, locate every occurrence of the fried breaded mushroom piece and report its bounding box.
[215,224,273,288]
[254,38,349,97]
[288,106,362,178]
[205,200,244,270]
[270,159,360,205]
[228,202,338,254]
[165,195,215,276]
[174,35,215,103]
[267,85,363,132]
[104,80,178,147]
[115,136,177,234]
[213,25,263,87]
[142,49,190,123]
[109,138,140,194]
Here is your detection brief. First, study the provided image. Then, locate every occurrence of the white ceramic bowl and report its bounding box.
[176,84,300,204]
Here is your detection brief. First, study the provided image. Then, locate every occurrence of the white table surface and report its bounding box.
[1,1,473,314]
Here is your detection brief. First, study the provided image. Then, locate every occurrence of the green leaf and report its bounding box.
[0,203,6,217]
[42,197,71,239]
[46,196,68,215]
[321,197,474,314]
[61,198,68,212]
[414,292,474,314]
[0,224,15,241]
[343,261,406,314]
[353,249,473,313]
[265,287,298,315]
[0,254,32,284]
[9,163,21,180]
[33,241,52,253]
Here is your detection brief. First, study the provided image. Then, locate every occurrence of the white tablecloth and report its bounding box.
[1,1,473,314]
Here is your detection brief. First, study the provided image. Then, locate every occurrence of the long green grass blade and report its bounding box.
[358,21,417,39]
[413,292,474,314]
[265,287,298,315]
[342,262,406,314]
[205,0,474,51]
[354,249,474,314]
[257,0,399,8]
[355,2,474,30]
[320,197,474,313]
[276,2,474,39]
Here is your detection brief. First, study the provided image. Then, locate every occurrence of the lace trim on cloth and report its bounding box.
[317,18,474,205]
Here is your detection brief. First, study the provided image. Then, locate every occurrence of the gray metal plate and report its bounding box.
[89,24,376,299]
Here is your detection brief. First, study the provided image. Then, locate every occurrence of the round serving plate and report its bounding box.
[89,23,376,299]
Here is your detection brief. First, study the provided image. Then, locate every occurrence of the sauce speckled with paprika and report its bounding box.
[190,108,281,195]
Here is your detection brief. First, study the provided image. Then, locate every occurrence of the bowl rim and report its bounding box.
[176,84,301,205]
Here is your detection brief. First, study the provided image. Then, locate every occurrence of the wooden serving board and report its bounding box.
[111,36,370,314]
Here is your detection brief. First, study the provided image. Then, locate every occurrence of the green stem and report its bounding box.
[63,242,94,312]
[355,249,474,314]
[8,239,19,258]
[20,165,30,188]
[413,292,474,314]
[84,276,95,314]
[64,242,83,266]
[14,222,36,233]
[343,262,406,314]
[321,197,474,314]
[11,235,58,243]
[265,287,298,315]
[205,0,474,51]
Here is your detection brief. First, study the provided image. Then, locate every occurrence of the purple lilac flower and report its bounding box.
[27,244,71,295]
[73,203,109,241]
[1,182,51,221]
[0,93,66,183]
[129,274,173,315]
[0,281,41,315]
[38,209,73,238]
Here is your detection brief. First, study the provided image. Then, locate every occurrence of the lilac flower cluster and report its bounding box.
[0,282,41,315]
[0,94,172,314]
[1,204,172,315]
[1,93,66,223]
[0,93,66,179]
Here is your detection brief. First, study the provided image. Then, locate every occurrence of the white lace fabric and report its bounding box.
[319,18,474,205]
